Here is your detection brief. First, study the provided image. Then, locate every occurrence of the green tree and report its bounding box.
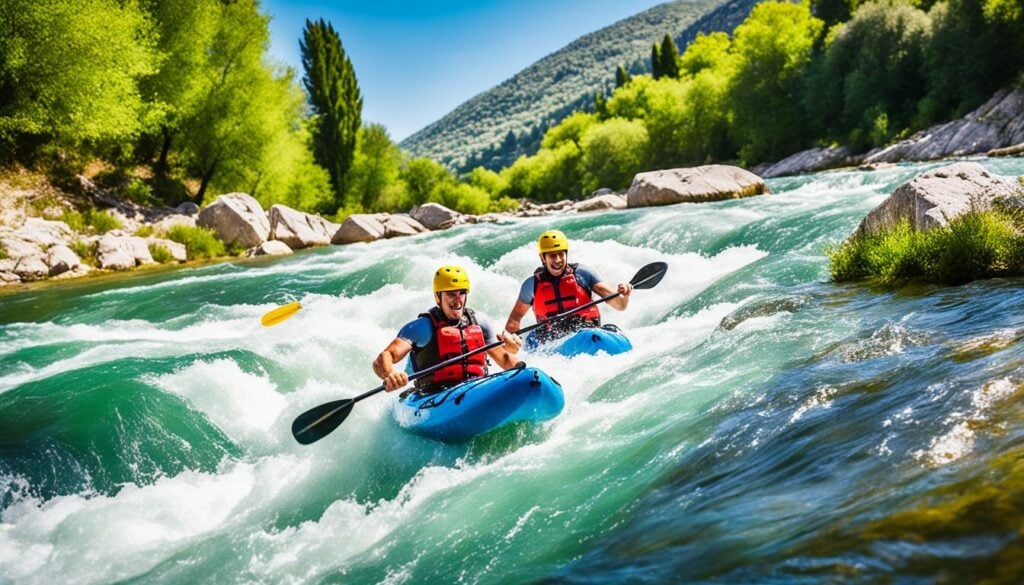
[401,157,451,206]
[810,0,931,149]
[580,118,649,193]
[810,0,859,28]
[922,0,1022,125]
[0,0,156,160]
[615,64,632,88]
[301,18,363,210]
[594,91,608,118]
[540,112,598,150]
[651,42,663,79]
[726,1,824,164]
[346,124,403,211]
[659,34,681,80]
[137,0,221,183]
[679,32,733,76]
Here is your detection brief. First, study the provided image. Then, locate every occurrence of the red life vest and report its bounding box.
[412,306,488,392]
[532,263,601,324]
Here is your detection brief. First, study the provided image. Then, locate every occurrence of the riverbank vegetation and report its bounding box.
[484,0,1024,202]
[829,191,1024,284]
[2,0,1022,220]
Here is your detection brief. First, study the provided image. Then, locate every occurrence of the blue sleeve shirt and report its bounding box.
[517,265,602,304]
[396,313,498,349]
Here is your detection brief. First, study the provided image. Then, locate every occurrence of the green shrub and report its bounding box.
[0,243,8,259]
[60,208,123,235]
[60,210,87,232]
[149,243,174,264]
[134,225,155,237]
[488,196,520,213]
[70,240,97,267]
[165,225,226,260]
[122,178,153,205]
[829,210,1023,284]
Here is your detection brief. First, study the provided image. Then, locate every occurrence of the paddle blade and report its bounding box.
[291,398,354,445]
[630,262,668,289]
[261,301,301,327]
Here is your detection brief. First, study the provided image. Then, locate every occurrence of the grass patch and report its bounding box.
[60,208,123,235]
[165,225,226,260]
[0,243,7,260]
[70,240,97,267]
[149,243,174,264]
[134,225,155,237]
[829,210,1024,284]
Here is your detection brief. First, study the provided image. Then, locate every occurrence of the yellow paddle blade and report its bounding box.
[261,301,301,327]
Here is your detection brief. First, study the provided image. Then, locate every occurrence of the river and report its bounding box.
[2,158,1024,583]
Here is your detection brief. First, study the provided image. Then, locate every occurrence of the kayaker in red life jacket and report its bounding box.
[504,230,633,345]
[373,265,524,394]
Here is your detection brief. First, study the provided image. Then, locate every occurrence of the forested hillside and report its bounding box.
[400,0,761,173]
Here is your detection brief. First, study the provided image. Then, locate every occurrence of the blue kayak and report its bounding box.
[524,326,633,357]
[393,366,564,441]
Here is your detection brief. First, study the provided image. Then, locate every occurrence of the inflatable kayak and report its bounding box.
[525,325,633,357]
[393,366,564,441]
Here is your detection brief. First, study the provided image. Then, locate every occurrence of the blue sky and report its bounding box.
[262,0,667,142]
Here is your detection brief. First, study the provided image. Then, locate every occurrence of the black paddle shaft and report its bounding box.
[291,261,668,444]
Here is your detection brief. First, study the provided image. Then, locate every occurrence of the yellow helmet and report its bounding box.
[537,230,569,254]
[433,265,471,293]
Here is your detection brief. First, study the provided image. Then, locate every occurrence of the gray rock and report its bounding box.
[989,142,1024,157]
[152,214,196,233]
[97,233,136,270]
[46,244,82,276]
[247,240,293,257]
[0,270,20,286]
[332,214,386,244]
[854,162,1021,238]
[758,146,861,178]
[13,254,49,280]
[17,218,75,247]
[383,214,428,238]
[864,88,1024,164]
[627,165,769,208]
[268,204,338,248]
[147,237,187,262]
[575,193,627,212]
[197,193,269,248]
[129,236,155,265]
[0,236,43,260]
[410,202,462,230]
[175,202,200,216]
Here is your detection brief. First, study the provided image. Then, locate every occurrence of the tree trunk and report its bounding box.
[196,158,219,203]
[155,128,172,177]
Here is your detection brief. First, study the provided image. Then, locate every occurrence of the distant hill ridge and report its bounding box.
[400,0,760,173]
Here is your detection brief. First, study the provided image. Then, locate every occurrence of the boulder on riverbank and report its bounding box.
[268,204,339,249]
[853,162,1021,238]
[626,165,768,208]
[197,193,270,248]
[410,203,462,230]
[863,88,1024,165]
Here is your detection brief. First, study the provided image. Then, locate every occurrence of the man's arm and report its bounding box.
[373,338,413,391]
[505,300,532,334]
[592,281,632,311]
[487,331,523,370]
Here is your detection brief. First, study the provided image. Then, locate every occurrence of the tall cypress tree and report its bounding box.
[301,18,362,211]
[651,43,663,79]
[615,64,631,88]
[660,34,681,79]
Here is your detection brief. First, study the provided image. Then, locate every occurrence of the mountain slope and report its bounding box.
[400,0,759,172]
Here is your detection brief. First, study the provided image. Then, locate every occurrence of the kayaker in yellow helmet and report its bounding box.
[373,265,523,394]
[505,230,633,345]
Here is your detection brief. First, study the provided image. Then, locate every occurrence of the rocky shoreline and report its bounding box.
[2,83,1023,289]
